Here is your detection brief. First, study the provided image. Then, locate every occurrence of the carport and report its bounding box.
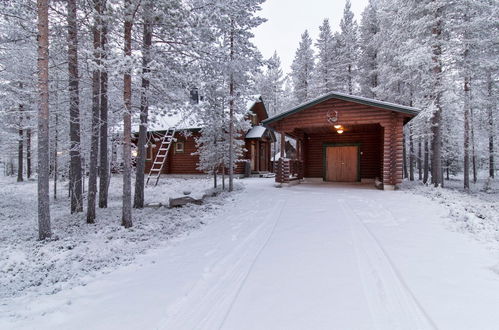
[262,92,420,190]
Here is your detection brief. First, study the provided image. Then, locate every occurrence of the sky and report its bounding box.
[253,0,369,73]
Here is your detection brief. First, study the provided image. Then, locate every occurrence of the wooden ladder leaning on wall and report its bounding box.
[146,127,176,186]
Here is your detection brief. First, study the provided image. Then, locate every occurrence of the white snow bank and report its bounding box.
[402,179,499,249]
[0,175,243,300]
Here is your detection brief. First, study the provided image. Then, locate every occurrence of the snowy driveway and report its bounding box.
[3,179,499,330]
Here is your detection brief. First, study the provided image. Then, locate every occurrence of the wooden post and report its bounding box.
[280,131,285,159]
[383,114,404,190]
[382,121,393,189]
[256,140,260,172]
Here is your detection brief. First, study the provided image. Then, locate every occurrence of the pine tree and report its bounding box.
[313,19,335,96]
[98,0,110,208]
[358,0,379,98]
[36,0,51,240]
[134,0,153,209]
[87,0,102,223]
[291,30,314,104]
[257,51,285,116]
[336,0,358,95]
[122,0,137,228]
[67,0,83,213]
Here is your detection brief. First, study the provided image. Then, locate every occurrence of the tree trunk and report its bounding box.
[98,0,109,208]
[26,124,32,179]
[464,81,470,191]
[430,5,443,187]
[488,72,495,178]
[67,0,83,213]
[54,113,58,200]
[87,0,101,224]
[470,105,477,184]
[417,137,422,180]
[17,104,24,182]
[409,125,414,181]
[228,20,235,192]
[37,0,51,240]
[134,0,153,209]
[423,137,429,184]
[122,0,134,228]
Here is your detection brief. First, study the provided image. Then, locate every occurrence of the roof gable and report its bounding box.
[263,91,420,125]
[247,95,268,123]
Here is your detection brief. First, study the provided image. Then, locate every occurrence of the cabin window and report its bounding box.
[251,113,258,125]
[146,144,154,160]
[175,142,185,153]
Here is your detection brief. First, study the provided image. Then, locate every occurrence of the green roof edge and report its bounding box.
[262,92,421,126]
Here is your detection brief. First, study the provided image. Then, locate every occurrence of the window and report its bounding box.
[251,113,258,125]
[146,143,154,160]
[175,142,185,153]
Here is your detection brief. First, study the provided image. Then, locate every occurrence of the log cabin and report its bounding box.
[262,92,420,190]
[133,96,275,177]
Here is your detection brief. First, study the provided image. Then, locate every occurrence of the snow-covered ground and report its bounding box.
[0,174,235,299]
[1,177,499,329]
[402,177,499,248]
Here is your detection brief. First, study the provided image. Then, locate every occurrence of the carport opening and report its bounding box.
[300,123,383,183]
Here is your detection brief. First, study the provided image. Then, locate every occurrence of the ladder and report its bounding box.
[146,127,176,186]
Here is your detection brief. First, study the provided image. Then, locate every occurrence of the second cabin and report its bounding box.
[133,96,275,177]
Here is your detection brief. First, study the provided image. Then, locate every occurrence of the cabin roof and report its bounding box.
[134,95,268,134]
[263,91,421,126]
[245,125,267,139]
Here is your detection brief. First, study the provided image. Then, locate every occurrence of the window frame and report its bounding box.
[175,141,185,153]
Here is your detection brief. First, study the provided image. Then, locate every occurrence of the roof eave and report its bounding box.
[262,93,421,126]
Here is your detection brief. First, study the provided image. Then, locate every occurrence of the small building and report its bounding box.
[262,92,420,190]
[135,96,275,176]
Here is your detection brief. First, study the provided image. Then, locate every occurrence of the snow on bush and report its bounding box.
[0,175,243,299]
[403,179,499,248]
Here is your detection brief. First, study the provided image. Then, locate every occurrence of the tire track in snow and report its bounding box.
[157,198,287,330]
[340,198,438,330]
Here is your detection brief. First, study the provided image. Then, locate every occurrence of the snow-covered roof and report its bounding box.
[245,125,267,139]
[132,110,202,133]
[134,96,264,133]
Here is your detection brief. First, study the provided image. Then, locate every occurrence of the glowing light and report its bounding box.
[337,129,344,134]
[131,150,138,157]
[333,125,342,129]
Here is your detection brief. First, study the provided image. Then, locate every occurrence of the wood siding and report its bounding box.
[143,132,272,175]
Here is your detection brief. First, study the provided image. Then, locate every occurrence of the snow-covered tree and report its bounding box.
[257,51,285,116]
[334,0,358,95]
[192,0,264,191]
[313,19,335,96]
[291,30,314,104]
[358,0,379,98]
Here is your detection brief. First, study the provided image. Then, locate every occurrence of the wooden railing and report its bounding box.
[276,159,303,183]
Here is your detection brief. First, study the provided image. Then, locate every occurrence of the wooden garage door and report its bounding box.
[325,146,359,182]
